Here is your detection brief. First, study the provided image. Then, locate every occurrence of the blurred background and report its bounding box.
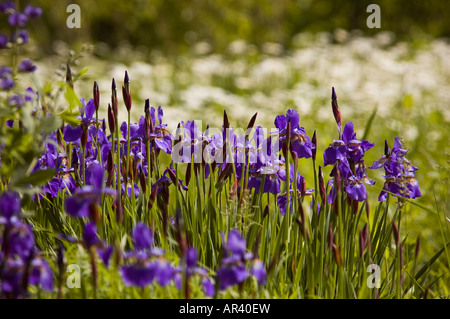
[2,0,449,267]
[25,0,450,55]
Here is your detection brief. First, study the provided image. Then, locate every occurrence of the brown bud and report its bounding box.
[392,220,399,245]
[415,235,420,260]
[263,204,269,219]
[111,78,118,116]
[107,103,115,134]
[148,185,158,210]
[331,87,341,130]
[93,81,100,112]
[311,130,317,162]
[139,167,147,194]
[318,166,327,205]
[66,64,73,88]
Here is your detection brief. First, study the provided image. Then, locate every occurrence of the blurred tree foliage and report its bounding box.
[29,0,450,55]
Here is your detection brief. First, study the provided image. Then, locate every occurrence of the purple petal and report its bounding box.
[132,222,153,250]
[65,196,90,218]
[345,183,367,202]
[64,125,83,143]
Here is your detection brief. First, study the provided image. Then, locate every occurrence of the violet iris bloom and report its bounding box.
[82,223,113,268]
[172,248,215,296]
[370,137,421,201]
[65,163,116,218]
[120,223,175,288]
[274,109,315,159]
[216,229,267,290]
[0,191,21,220]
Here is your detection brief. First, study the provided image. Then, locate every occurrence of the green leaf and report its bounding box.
[362,106,377,141]
[39,115,62,134]
[13,169,56,187]
[64,85,82,111]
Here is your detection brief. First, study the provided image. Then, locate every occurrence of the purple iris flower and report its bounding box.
[1,258,25,298]
[82,223,113,267]
[0,191,21,220]
[8,13,27,27]
[120,223,174,288]
[65,163,116,218]
[172,247,215,296]
[323,122,374,167]
[0,77,14,90]
[29,257,53,291]
[83,223,100,248]
[276,164,314,214]
[216,229,264,291]
[276,193,291,216]
[250,259,267,285]
[132,222,153,251]
[121,261,159,288]
[0,1,15,12]
[8,94,25,107]
[11,29,28,44]
[5,220,35,259]
[370,137,421,201]
[274,109,315,159]
[23,5,42,19]
[0,34,8,48]
[63,125,83,143]
[18,59,36,72]
[247,127,283,195]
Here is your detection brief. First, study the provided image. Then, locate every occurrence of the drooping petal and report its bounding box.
[286,109,299,129]
[216,264,248,291]
[65,196,90,218]
[64,125,83,143]
[227,229,247,257]
[83,223,100,248]
[121,262,157,288]
[0,191,21,219]
[251,259,267,285]
[342,122,356,144]
[132,222,153,251]
[345,182,367,202]
[274,114,287,130]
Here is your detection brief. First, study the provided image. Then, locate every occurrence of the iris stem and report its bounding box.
[126,110,131,192]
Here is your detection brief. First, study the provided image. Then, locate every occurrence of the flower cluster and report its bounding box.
[120,223,214,296]
[370,137,421,201]
[323,122,375,203]
[0,1,41,95]
[0,191,53,298]
[322,89,375,203]
[216,229,267,290]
